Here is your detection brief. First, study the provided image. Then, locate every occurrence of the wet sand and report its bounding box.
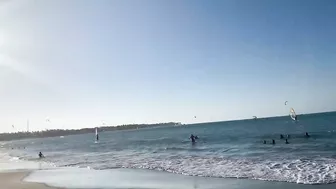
[0,171,60,189]
[24,168,336,189]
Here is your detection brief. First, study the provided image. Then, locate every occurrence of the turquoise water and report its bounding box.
[3,112,336,184]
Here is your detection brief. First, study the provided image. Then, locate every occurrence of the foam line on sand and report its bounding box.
[24,168,336,189]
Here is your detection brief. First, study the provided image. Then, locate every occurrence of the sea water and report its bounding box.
[2,112,336,185]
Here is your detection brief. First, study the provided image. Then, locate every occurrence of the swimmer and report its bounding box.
[190,134,196,143]
[38,152,45,158]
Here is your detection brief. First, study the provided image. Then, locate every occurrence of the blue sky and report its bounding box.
[1,0,336,132]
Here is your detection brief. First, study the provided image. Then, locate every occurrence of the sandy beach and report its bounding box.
[0,171,59,189]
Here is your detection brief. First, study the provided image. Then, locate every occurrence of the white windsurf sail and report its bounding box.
[95,127,99,141]
[290,108,297,121]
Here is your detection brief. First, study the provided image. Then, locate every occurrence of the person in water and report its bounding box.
[272,139,275,144]
[263,140,266,144]
[38,152,44,158]
[280,134,284,139]
[190,134,196,143]
[285,139,289,144]
[305,132,310,137]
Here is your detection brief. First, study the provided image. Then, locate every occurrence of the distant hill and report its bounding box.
[0,122,182,141]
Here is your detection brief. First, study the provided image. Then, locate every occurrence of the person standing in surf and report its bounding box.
[190,134,196,143]
[38,152,45,158]
[305,132,310,137]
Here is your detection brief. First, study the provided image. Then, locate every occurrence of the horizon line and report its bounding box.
[186,110,336,126]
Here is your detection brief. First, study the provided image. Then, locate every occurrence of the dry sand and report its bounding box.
[0,171,60,189]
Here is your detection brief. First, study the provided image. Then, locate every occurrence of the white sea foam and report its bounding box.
[10,148,336,185]
[111,156,336,184]
[0,151,54,172]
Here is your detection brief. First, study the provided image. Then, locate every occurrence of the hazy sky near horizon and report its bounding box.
[1,0,336,132]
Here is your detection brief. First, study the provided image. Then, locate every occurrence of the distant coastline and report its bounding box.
[0,122,182,141]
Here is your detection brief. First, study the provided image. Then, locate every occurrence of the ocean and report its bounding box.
[2,112,336,185]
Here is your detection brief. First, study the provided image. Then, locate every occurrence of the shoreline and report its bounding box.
[1,152,336,189]
[0,167,334,189]
[23,168,336,189]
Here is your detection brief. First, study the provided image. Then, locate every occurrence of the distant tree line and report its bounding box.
[0,122,182,141]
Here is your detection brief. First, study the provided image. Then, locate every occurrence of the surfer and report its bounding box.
[305,132,310,138]
[263,140,266,144]
[285,139,289,144]
[38,152,44,158]
[280,134,284,139]
[272,139,275,145]
[190,134,196,143]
